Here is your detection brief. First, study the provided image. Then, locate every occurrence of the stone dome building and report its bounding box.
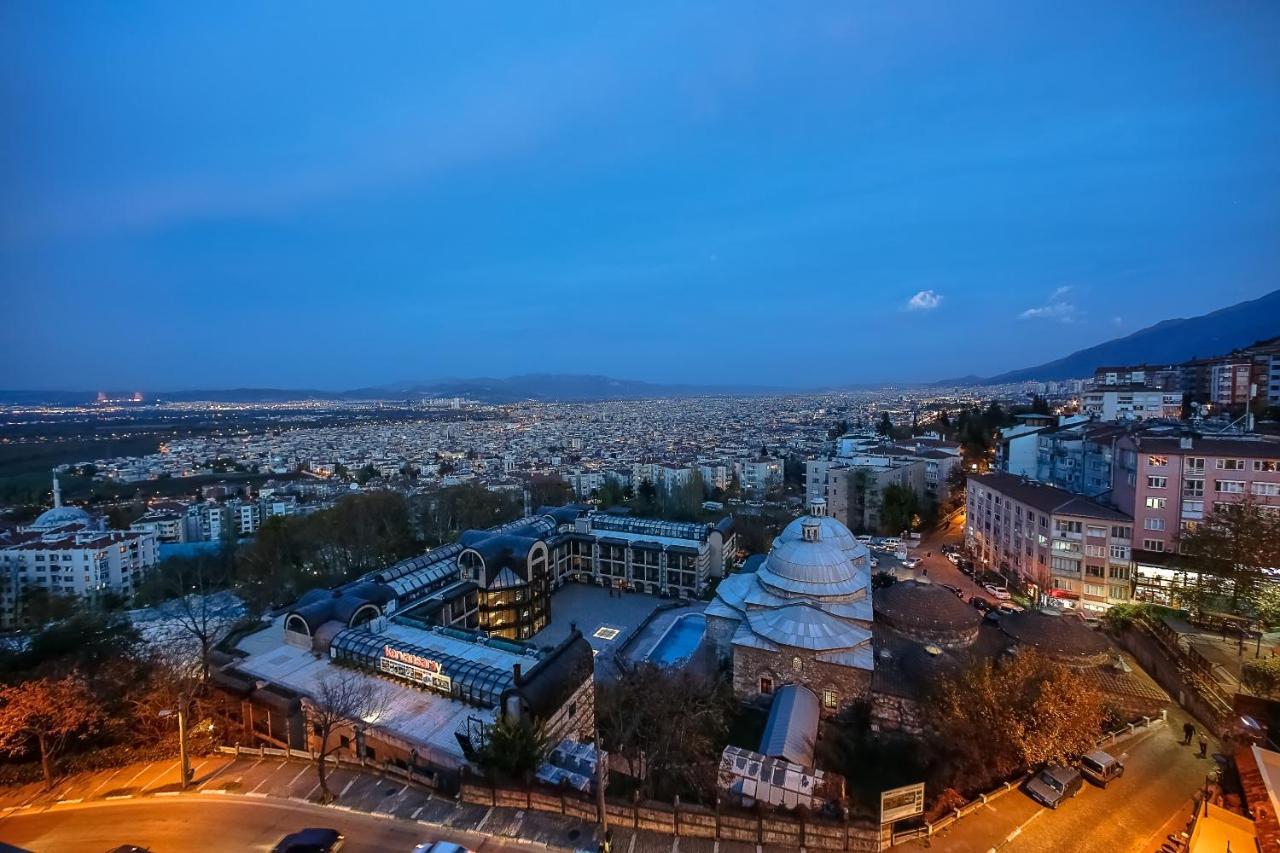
[873,578,982,649]
[705,500,873,716]
[998,607,1112,665]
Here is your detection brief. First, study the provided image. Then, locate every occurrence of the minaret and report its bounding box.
[52,469,62,508]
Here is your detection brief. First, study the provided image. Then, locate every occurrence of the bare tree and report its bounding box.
[307,672,390,803]
[137,552,243,681]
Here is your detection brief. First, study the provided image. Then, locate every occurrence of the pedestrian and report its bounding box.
[1199,734,1208,758]
[1183,722,1195,745]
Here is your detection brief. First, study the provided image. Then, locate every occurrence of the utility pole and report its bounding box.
[178,700,190,789]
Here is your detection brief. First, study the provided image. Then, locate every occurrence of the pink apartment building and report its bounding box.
[1113,434,1280,604]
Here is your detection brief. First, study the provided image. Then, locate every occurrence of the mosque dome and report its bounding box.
[31,505,92,529]
[776,499,868,562]
[755,509,869,598]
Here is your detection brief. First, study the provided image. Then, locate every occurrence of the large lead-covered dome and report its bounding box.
[754,502,870,599]
[31,506,92,529]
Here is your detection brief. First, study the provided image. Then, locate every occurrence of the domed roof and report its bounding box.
[776,499,869,565]
[31,506,93,529]
[755,515,869,598]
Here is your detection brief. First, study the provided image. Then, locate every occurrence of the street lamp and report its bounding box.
[159,702,192,790]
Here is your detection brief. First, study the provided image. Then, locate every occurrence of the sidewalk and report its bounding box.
[0,754,731,853]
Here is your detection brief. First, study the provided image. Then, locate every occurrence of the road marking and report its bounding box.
[196,759,235,791]
[1002,808,1044,846]
[55,798,82,805]
[86,766,126,799]
[340,778,355,797]
[411,806,423,819]
[155,791,180,797]
[305,782,320,801]
[287,765,310,788]
[627,835,636,853]
[475,807,494,832]
[104,794,132,801]
[120,763,154,790]
[137,760,178,794]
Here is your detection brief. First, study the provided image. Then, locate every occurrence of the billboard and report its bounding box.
[880,782,925,824]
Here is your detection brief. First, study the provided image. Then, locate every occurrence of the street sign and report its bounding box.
[880,782,925,824]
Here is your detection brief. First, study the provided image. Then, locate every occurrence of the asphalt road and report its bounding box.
[903,723,1219,853]
[0,796,537,853]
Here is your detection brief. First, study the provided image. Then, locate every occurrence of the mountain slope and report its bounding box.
[981,289,1280,384]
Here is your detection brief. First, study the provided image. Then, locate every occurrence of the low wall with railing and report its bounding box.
[216,744,440,790]
[460,777,881,851]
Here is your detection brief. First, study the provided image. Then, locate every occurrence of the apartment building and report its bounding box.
[965,472,1134,612]
[0,492,158,627]
[1081,386,1182,422]
[1111,434,1280,603]
[736,458,783,496]
[807,456,928,534]
[1211,361,1254,408]
[1034,421,1128,498]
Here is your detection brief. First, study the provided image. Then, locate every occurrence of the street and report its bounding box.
[0,796,532,853]
[902,722,1218,853]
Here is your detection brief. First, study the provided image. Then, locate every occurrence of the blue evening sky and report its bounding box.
[2,2,1278,390]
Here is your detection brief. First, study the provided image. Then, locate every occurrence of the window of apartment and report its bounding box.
[1051,556,1079,572]
[1186,457,1205,473]
[1055,520,1083,534]
[1183,500,1205,513]
[1147,476,1167,489]
[1184,479,1205,497]
[1145,497,1167,509]
[1110,544,1130,560]
[1143,517,1166,531]
[1085,583,1106,597]
[1086,525,1106,538]
[1085,544,1106,558]
[1253,483,1280,497]
[1255,460,1279,473]
[1215,480,1245,494]
[1111,525,1132,539]
[1147,455,1168,467]
[1143,539,1166,552]
[822,689,838,710]
[1217,459,1246,470]
[1086,565,1106,578]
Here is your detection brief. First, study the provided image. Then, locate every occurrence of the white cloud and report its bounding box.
[907,289,942,311]
[1019,288,1077,322]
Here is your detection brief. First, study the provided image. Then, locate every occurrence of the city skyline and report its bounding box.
[3,2,1280,390]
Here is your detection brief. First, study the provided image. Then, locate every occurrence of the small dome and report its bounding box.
[30,506,92,529]
[756,535,868,597]
[776,513,868,565]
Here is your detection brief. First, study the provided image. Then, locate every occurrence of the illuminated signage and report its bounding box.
[383,644,442,674]
[378,645,451,693]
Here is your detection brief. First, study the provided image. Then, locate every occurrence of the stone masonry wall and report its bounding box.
[732,644,872,717]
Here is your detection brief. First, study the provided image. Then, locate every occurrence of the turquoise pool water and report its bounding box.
[647,613,707,666]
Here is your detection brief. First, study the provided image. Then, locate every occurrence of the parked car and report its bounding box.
[856,534,873,543]
[413,843,472,853]
[881,537,903,551]
[941,584,965,598]
[272,829,344,853]
[970,596,992,612]
[1079,750,1125,787]
[984,583,1011,600]
[983,609,1002,623]
[946,552,961,564]
[869,556,880,569]
[959,560,976,576]
[902,556,922,569]
[940,544,957,555]
[1025,764,1084,808]
[997,602,1024,615]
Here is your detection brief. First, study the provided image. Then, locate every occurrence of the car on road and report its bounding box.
[1025,764,1084,809]
[997,602,1024,615]
[856,534,873,543]
[941,584,965,598]
[413,843,472,853]
[970,595,992,612]
[902,556,921,569]
[984,583,1011,600]
[272,828,344,853]
[983,609,1002,623]
[959,560,976,576]
[946,552,961,564]
[1079,750,1125,787]
[869,556,880,568]
[881,537,903,551]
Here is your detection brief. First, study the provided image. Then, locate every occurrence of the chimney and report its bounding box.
[512,663,522,682]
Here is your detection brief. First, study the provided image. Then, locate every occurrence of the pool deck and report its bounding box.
[622,601,709,671]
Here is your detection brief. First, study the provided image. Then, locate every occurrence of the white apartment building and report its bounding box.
[736,458,782,495]
[0,478,158,627]
[1081,387,1181,422]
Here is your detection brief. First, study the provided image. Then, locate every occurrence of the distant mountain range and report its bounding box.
[943,288,1280,385]
[0,375,788,406]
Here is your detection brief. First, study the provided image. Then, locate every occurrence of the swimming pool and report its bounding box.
[647,613,707,666]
